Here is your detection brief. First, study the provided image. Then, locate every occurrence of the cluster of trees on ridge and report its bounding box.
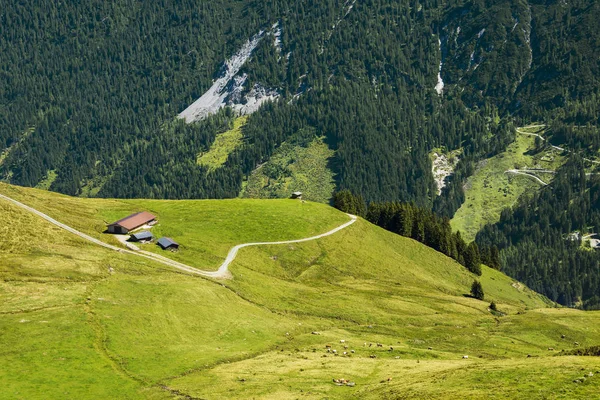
[333,190,501,277]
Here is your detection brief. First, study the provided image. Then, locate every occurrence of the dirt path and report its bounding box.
[0,193,357,279]
[505,169,549,186]
[516,126,600,165]
[214,214,358,278]
[505,126,600,186]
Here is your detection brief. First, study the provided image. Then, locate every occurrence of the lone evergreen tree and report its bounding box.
[470,280,484,300]
[489,301,497,311]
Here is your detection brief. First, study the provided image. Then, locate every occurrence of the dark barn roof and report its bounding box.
[108,211,156,231]
[157,237,179,249]
[130,231,153,241]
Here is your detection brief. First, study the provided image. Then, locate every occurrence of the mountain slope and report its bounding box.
[0,0,513,203]
[2,183,600,398]
[476,158,600,309]
[2,1,599,207]
[2,1,598,221]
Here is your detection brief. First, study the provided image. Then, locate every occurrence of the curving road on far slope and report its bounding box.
[505,169,549,186]
[0,193,356,279]
[516,126,600,165]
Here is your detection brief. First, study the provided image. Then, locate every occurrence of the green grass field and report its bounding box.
[451,132,566,242]
[197,115,248,170]
[241,135,336,203]
[1,183,600,399]
[0,182,348,270]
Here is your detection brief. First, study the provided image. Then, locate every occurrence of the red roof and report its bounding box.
[109,211,156,230]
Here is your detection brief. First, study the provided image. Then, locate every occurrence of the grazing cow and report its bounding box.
[377,343,383,347]
[463,355,469,359]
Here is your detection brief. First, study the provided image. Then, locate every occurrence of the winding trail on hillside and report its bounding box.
[505,169,549,186]
[503,126,600,186]
[516,125,600,165]
[214,214,357,278]
[0,193,356,279]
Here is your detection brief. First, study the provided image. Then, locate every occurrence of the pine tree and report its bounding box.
[332,189,366,217]
[471,280,484,300]
[333,190,354,214]
[489,246,501,270]
[464,242,482,276]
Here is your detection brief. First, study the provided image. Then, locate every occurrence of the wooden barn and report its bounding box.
[157,237,179,250]
[107,212,156,234]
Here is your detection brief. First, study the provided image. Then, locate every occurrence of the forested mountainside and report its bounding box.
[476,158,600,309]
[2,0,597,203]
[1,1,600,307]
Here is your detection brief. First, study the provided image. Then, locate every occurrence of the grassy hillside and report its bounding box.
[1,191,171,399]
[197,115,249,171]
[241,133,336,203]
[451,131,565,241]
[1,183,600,399]
[0,182,347,270]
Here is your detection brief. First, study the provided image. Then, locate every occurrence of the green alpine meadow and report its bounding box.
[2,0,600,398]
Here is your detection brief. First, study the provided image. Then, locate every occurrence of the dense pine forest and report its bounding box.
[476,159,600,309]
[2,0,600,307]
[6,0,598,202]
